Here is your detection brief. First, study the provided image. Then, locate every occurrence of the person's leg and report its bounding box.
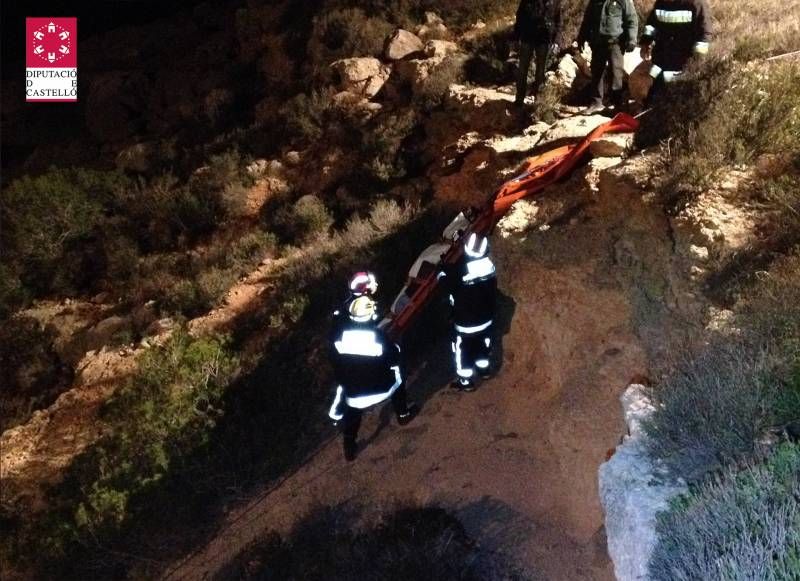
[453,332,476,390]
[589,42,609,107]
[392,383,418,425]
[609,42,625,108]
[532,43,549,97]
[341,404,362,460]
[474,329,493,377]
[515,41,535,105]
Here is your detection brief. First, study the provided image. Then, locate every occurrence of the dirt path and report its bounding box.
[163,176,659,579]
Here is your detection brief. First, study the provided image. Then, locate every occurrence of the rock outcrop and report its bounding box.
[384,29,425,61]
[331,58,391,99]
[599,384,688,581]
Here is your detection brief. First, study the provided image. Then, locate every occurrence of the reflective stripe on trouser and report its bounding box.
[452,326,492,379]
[649,64,682,82]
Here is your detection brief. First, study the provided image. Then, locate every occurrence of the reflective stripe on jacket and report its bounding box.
[642,0,712,71]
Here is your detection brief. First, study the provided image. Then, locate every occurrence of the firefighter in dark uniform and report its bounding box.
[577,0,638,113]
[328,295,418,461]
[640,0,712,91]
[440,233,497,391]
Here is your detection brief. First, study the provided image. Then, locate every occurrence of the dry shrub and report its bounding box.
[274,195,334,244]
[644,341,782,481]
[642,61,800,209]
[650,443,800,581]
[415,54,467,111]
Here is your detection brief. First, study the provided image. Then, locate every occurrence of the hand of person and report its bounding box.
[640,44,652,60]
[625,41,637,53]
[573,39,584,52]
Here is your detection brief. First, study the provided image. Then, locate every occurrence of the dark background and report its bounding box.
[1,1,211,80]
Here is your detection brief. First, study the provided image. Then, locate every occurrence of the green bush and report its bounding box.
[361,110,419,182]
[644,341,784,481]
[279,90,333,143]
[40,330,238,558]
[650,443,800,581]
[1,168,128,296]
[307,7,394,73]
[273,195,334,244]
[227,504,520,581]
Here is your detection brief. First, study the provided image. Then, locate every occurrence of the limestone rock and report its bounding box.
[599,384,688,581]
[538,114,611,147]
[283,151,302,167]
[86,316,131,348]
[424,39,459,59]
[443,85,519,134]
[589,133,634,158]
[331,58,391,99]
[384,29,424,61]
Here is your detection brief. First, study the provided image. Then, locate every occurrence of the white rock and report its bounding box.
[689,244,709,261]
[589,133,634,158]
[283,151,301,167]
[384,29,424,61]
[599,384,688,581]
[424,39,459,59]
[331,58,391,98]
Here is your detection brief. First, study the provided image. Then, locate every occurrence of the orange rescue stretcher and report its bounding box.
[384,113,639,340]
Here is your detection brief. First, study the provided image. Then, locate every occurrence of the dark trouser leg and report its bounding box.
[391,383,409,417]
[533,43,549,96]
[453,332,475,383]
[589,42,610,106]
[342,405,362,443]
[473,328,493,374]
[608,43,625,107]
[515,42,535,105]
[645,70,666,106]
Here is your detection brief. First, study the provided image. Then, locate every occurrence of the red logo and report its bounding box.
[26,18,78,102]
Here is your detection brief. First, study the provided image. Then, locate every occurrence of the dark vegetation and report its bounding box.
[222,504,524,581]
[636,12,800,573]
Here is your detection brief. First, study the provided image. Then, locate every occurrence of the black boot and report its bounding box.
[397,403,419,426]
[451,378,476,392]
[343,437,358,462]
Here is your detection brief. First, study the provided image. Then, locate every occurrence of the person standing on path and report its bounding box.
[328,296,418,461]
[577,0,639,114]
[639,0,713,95]
[514,0,564,106]
[439,233,497,392]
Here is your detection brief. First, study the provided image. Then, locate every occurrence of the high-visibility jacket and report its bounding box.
[440,254,497,332]
[330,319,402,409]
[641,0,712,77]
